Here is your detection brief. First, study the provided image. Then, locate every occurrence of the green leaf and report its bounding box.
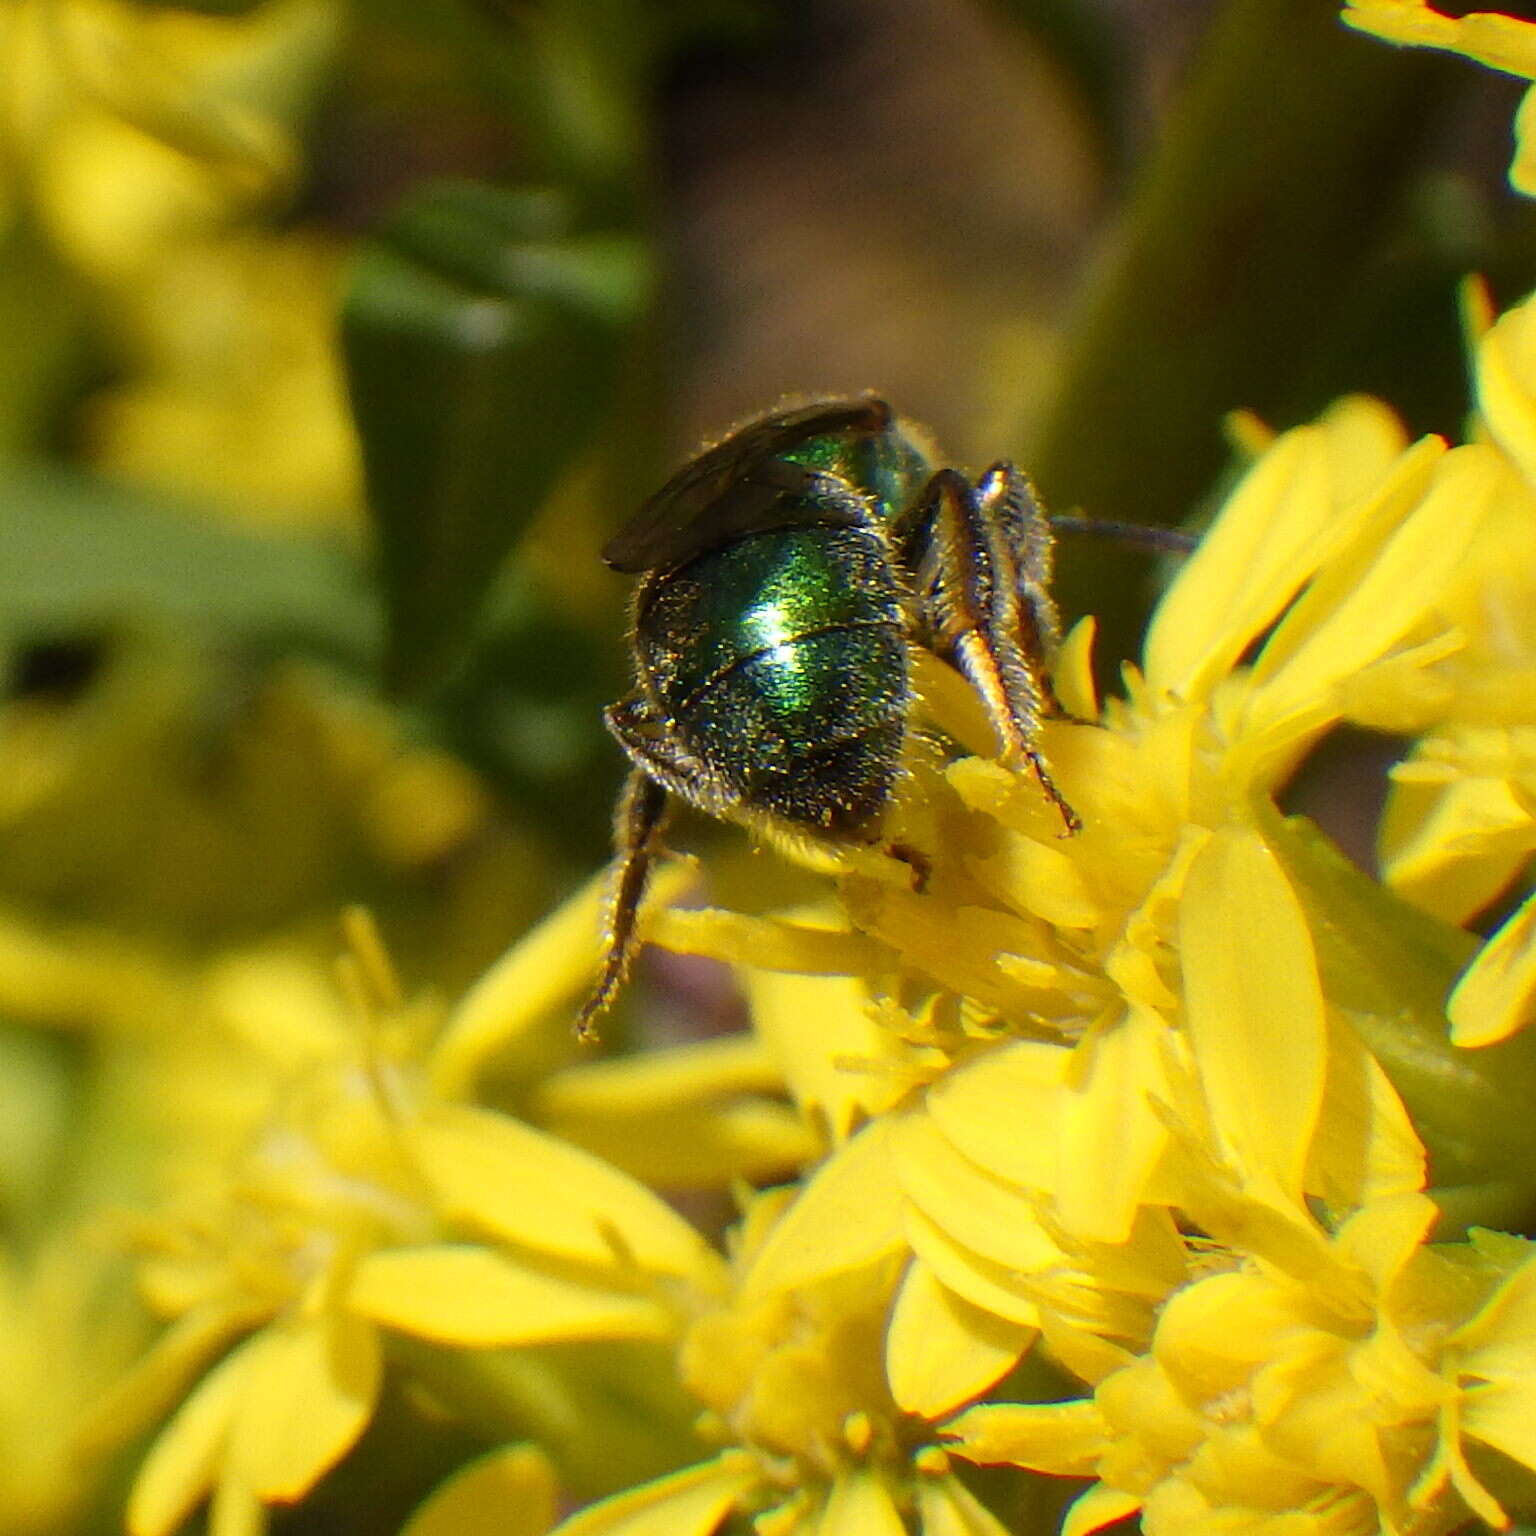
[425,575,621,859]
[0,462,375,666]
[342,180,649,694]
[1263,808,1536,1235]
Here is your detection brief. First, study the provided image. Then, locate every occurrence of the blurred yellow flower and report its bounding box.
[1,0,340,282]
[0,1232,144,1535]
[0,0,357,528]
[86,232,363,525]
[111,910,729,1536]
[0,648,494,946]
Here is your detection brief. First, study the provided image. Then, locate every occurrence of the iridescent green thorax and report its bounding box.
[780,426,933,531]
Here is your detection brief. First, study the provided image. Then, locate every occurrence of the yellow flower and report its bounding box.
[85,232,364,526]
[645,395,1467,1280]
[1342,2,1536,194]
[1,0,341,284]
[1343,284,1536,1048]
[107,909,730,1536]
[544,1189,1020,1536]
[401,1443,559,1536]
[0,647,500,947]
[944,1185,1536,1536]
[0,1230,145,1535]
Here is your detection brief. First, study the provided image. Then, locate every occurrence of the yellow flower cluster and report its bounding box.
[599,374,1536,1533]
[1,0,359,522]
[58,5,1536,1536]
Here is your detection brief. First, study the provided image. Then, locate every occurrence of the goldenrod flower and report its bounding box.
[109,910,729,1536]
[1350,282,1536,1048]
[645,396,1471,1290]
[543,1189,1018,1536]
[0,1232,144,1535]
[944,1181,1536,1536]
[86,232,364,525]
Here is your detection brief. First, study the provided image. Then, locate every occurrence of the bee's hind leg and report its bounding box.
[909,465,1080,835]
[577,765,670,1040]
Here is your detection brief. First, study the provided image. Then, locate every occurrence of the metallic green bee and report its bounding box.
[576,394,1100,1035]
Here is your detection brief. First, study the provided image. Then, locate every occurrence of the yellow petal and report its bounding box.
[1152,1271,1299,1399]
[741,1119,908,1301]
[1243,441,1494,751]
[902,1205,1040,1329]
[208,1476,264,1536]
[1452,1248,1536,1381]
[647,906,887,976]
[128,1334,255,1536]
[1145,404,1412,703]
[1513,83,1536,197]
[1061,1485,1141,1536]
[1461,1379,1536,1473]
[348,1246,673,1344]
[891,1110,1063,1275]
[553,1454,758,1536]
[430,864,694,1098]
[535,1030,817,1185]
[922,1040,1070,1193]
[916,1472,1013,1536]
[1142,426,1334,701]
[1381,768,1536,924]
[412,1105,723,1284]
[1056,1006,1172,1243]
[839,879,1056,1022]
[1449,889,1536,1047]
[536,1034,785,1116]
[886,1259,1034,1418]
[402,1445,558,1536]
[1038,1313,1137,1388]
[817,1471,904,1536]
[1334,628,1463,734]
[80,1298,266,1458]
[544,1096,818,1190]
[943,1400,1109,1476]
[1344,1,1536,76]
[1304,1008,1426,1208]
[227,1311,381,1501]
[744,966,909,1142]
[1471,287,1536,483]
[1340,0,1467,51]
[1179,826,1325,1205]
[1054,616,1100,722]
[962,824,1099,930]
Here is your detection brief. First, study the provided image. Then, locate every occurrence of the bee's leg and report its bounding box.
[912,466,1080,835]
[578,695,733,1038]
[977,461,1063,677]
[577,764,669,1040]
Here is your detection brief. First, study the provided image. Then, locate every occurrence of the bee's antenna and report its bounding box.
[1050,515,1198,555]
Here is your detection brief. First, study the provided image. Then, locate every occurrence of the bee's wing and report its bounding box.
[601,396,892,573]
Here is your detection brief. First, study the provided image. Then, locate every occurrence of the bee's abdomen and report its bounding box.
[637,526,908,837]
